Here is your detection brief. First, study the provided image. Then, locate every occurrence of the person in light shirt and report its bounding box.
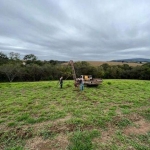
[79,76,84,91]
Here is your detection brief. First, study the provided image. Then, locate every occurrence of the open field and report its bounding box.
[87,61,143,67]
[62,61,143,67]
[0,80,150,150]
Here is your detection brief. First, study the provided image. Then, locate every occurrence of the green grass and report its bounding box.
[68,129,100,150]
[0,80,150,150]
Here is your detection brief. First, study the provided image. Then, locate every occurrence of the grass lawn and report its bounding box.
[0,80,150,150]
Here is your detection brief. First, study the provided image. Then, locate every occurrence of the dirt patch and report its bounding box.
[124,119,150,135]
[48,124,100,135]
[55,134,69,149]
[100,129,114,143]
[93,129,114,144]
[110,116,124,126]
[26,124,96,150]
[25,134,69,150]
[110,112,143,127]
[0,127,33,140]
[53,115,71,125]
[116,108,122,115]
[47,123,77,134]
[28,115,72,132]
[25,137,48,150]
[128,114,143,122]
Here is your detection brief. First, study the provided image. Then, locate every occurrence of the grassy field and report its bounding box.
[87,61,143,67]
[63,61,143,67]
[0,80,150,150]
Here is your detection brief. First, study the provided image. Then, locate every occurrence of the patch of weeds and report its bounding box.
[16,113,29,122]
[115,131,150,150]
[119,105,132,109]
[26,117,37,124]
[112,117,132,128]
[72,109,84,117]
[43,85,52,89]
[0,119,5,124]
[141,109,150,121]
[68,118,86,126]
[6,146,24,150]
[66,83,72,87]
[68,129,99,150]
[107,82,112,85]
[130,140,150,150]
[0,128,33,150]
[5,146,24,150]
[39,128,57,140]
[107,108,116,117]
[95,118,107,128]
[137,132,150,143]
[7,122,17,127]
[48,110,67,120]
[117,118,132,128]
[115,130,128,143]
[121,108,131,114]
[36,117,46,123]
[98,144,119,150]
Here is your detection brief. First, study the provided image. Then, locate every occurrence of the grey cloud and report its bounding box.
[0,0,150,61]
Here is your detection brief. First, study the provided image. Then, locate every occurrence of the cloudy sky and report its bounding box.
[0,0,150,61]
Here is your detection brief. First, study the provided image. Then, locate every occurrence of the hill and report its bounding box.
[87,61,143,67]
[62,61,143,67]
[111,58,150,63]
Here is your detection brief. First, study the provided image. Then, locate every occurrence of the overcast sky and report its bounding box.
[0,0,150,61]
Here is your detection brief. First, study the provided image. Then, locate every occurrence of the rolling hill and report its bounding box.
[111,58,150,63]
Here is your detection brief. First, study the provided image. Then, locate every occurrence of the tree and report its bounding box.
[9,52,20,60]
[0,52,8,60]
[100,63,110,71]
[41,64,54,80]
[97,66,105,78]
[23,54,37,61]
[121,64,132,70]
[0,52,9,65]
[26,64,43,81]
[0,63,21,82]
[73,61,91,77]
[49,60,58,65]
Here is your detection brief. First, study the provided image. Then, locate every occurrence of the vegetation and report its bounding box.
[0,80,150,150]
[0,51,150,82]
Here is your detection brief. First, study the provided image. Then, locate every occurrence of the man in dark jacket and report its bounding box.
[59,76,63,88]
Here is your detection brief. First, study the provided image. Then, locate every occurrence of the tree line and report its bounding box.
[0,51,150,82]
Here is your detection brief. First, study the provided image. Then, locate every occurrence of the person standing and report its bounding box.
[59,76,63,88]
[79,76,84,91]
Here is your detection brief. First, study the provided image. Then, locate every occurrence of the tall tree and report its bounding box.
[0,52,8,60]
[0,52,9,65]
[9,52,20,60]
[0,63,21,82]
[23,54,37,61]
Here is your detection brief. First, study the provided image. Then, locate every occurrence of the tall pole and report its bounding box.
[69,60,76,81]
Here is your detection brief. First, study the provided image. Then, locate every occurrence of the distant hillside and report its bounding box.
[111,58,150,63]
[87,61,142,67]
[62,61,143,67]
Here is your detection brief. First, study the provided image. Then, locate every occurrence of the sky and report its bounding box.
[0,0,150,61]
